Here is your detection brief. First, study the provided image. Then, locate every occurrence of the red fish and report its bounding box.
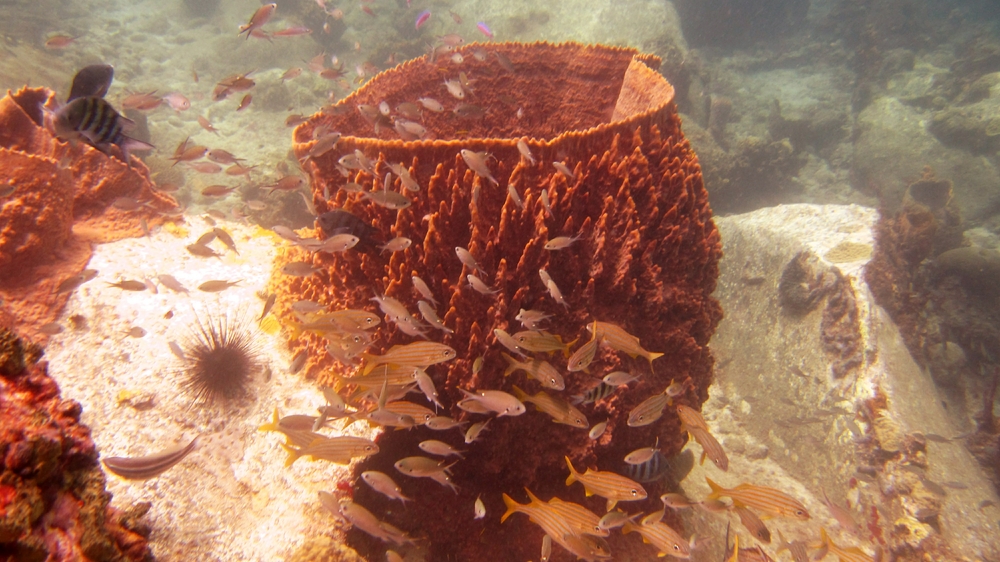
[476,21,494,38]
[122,91,162,111]
[162,92,190,111]
[198,116,219,134]
[237,94,252,111]
[415,10,431,30]
[239,3,277,40]
[45,35,76,49]
[273,26,312,37]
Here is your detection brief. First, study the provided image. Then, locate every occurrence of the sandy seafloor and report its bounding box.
[43,221,378,561]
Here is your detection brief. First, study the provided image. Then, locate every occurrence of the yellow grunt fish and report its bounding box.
[512,330,577,356]
[621,511,690,559]
[361,342,456,374]
[567,335,599,373]
[282,435,378,466]
[688,426,729,471]
[627,389,672,427]
[588,321,664,369]
[512,386,588,428]
[706,478,810,520]
[565,456,647,511]
[733,505,771,544]
[501,353,564,390]
[501,491,612,561]
[819,528,874,562]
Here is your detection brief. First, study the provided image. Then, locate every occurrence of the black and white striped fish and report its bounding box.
[623,450,671,483]
[572,381,616,405]
[51,96,153,166]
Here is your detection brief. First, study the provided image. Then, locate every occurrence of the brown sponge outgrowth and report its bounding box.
[273,42,722,560]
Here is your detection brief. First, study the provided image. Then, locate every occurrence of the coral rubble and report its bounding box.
[0,328,152,561]
[274,42,722,560]
[0,86,176,338]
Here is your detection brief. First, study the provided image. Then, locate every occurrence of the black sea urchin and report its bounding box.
[180,313,259,405]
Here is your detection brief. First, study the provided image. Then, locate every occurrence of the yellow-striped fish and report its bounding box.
[361,342,456,374]
[733,505,771,543]
[512,385,588,428]
[675,404,709,431]
[384,400,435,425]
[621,511,690,558]
[706,478,810,520]
[547,496,608,537]
[282,435,378,466]
[501,353,565,390]
[566,456,647,511]
[588,321,664,369]
[819,528,874,562]
[332,364,420,391]
[511,330,577,356]
[567,336,599,372]
[687,426,729,471]
[501,491,612,561]
[627,390,672,427]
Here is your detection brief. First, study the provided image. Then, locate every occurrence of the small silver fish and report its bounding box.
[455,246,485,274]
[361,470,411,503]
[197,279,240,292]
[462,389,526,417]
[465,419,490,443]
[379,237,412,253]
[474,495,486,519]
[282,262,319,276]
[507,184,524,209]
[467,274,498,295]
[552,161,575,179]
[604,371,640,386]
[589,420,608,440]
[258,293,276,324]
[364,190,411,210]
[419,440,465,459]
[517,139,536,165]
[459,149,498,186]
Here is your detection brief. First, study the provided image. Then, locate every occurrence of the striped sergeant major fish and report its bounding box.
[623,449,672,483]
[49,96,153,167]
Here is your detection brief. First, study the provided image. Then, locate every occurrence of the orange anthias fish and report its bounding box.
[239,3,277,40]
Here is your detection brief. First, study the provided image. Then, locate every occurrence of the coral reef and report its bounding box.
[273,42,722,560]
[0,86,176,338]
[0,327,153,561]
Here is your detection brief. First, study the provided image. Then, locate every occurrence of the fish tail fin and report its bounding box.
[501,352,518,377]
[819,527,830,548]
[705,477,723,499]
[285,319,304,342]
[280,442,303,467]
[562,337,579,358]
[699,450,707,466]
[622,521,637,535]
[500,493,520,524]
[258,406,281,432]
[360,355,377,375]
[511,385,527,401]
[524,487,542,506]
[647,351,665,363]
[564,456,578,486]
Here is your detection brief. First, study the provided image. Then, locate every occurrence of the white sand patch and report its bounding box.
[44,220,374,561]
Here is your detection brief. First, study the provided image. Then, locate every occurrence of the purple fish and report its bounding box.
[415,10,431,30]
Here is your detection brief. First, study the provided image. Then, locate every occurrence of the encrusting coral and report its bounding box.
[0,328,153,561]
[271,42,722,560]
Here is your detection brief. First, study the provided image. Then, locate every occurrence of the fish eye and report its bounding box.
[631,489,638,496]
[673,545,680,551]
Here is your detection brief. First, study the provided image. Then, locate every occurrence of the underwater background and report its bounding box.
[2,0,1000,560]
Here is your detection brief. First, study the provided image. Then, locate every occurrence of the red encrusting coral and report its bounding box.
[274,42,722,560]
[0,86,177,339]
[0,328,153,561]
